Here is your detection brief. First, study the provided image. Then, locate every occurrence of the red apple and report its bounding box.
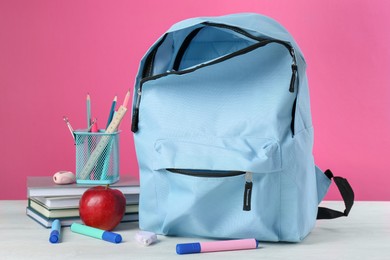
[79,186,126,231]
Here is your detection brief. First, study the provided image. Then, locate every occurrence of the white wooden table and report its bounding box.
[0,201,389,259]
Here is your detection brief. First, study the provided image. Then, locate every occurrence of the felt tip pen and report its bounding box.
[176,238,259,255]
[49,219,61,243]
[70,223,122,244]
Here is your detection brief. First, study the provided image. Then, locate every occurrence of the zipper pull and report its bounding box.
[289,48,297,93]
[243,172,253,211]
[289,63,297,93]
[131,88,142,133]
[131,109,139,133]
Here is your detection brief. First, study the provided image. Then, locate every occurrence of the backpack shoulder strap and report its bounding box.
[317,169,355,219]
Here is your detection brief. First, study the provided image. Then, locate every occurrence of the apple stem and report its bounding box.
[106,184,109,190]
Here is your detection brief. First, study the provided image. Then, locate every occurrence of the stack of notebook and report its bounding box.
[26,175,140,228]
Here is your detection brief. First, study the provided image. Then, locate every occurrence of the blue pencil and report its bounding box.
[105,96,117,129]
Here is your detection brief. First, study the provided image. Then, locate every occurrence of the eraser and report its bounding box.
[53,171,76,185]
[135,231,157,246]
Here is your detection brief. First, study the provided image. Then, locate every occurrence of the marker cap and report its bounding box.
[176,242,201,254]
[49,230,59,243]
[102,231,122,244]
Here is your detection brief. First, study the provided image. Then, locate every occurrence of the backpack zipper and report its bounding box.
[132,40,270,132]
[132,23,298,133]
[172,27,204,71]
[204,22,298,93]
[142,34,168,78]
[167,168,245,177]
[167,169,253,211]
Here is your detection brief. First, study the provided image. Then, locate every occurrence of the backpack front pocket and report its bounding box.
[150,137,282,240]
[153,137,281,173]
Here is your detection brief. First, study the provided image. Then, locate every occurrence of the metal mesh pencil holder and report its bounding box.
[74,130,120,185]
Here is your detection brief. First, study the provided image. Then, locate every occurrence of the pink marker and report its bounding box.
[91,119,98,132]
[176,238,258,255]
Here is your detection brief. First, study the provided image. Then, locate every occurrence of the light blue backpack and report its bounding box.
[131,13,354,242]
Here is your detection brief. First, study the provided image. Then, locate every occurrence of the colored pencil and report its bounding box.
[105,96,117,129]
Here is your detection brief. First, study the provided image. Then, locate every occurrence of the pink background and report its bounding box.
[1,0,389,200]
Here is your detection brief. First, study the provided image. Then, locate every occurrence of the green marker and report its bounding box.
[71,223,122,244]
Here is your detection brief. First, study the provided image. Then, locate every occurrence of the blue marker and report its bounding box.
[70,223,122,244]
[49,219,61,243]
